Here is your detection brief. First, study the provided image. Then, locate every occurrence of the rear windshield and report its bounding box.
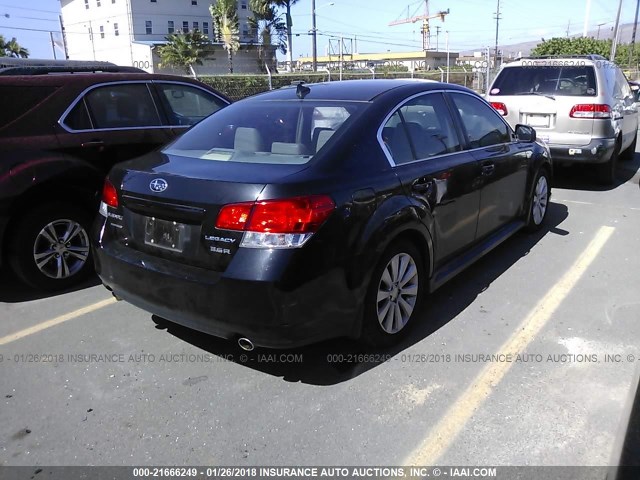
[492,65,597,97]
[164,100,366,165]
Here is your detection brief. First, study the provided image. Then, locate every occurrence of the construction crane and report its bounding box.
[389,0,450,51]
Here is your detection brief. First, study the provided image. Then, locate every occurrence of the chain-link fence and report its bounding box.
[198,70,478,101]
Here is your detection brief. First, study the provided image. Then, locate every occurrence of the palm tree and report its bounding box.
[249,1,287,71]
[275,0,299,71]
[210,0,240,74]
[157,30,211,78]
[0,35,29,58]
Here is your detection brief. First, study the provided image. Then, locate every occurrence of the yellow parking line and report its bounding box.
[0,297,117,346]
[404,225,615,466]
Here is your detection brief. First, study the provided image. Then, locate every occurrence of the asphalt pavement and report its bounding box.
[1,154,639,469]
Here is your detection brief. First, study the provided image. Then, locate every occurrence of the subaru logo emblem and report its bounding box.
[149,178,168,193]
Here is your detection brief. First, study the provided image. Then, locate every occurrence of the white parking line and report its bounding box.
[0,297,117,346]
[404,226,615,466]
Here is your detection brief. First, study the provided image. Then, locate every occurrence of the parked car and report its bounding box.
[0,62,230,290]
[486,55,638,185]
[93,79,552,349]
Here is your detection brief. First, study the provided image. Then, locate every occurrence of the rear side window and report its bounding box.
[492,66,597,97]
[65,100,93,130]
[83,83,161,129]
[157,83,226,126]
[0,85,58,128]
[381,92,461,165]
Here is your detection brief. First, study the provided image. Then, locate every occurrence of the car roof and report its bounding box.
[249,79,473,102]
[0,72,209,86]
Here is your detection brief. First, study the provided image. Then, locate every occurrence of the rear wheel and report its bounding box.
[361,241,425,347]
[620,133,637,161]
[8,203,93,291]
[599,142,620,186]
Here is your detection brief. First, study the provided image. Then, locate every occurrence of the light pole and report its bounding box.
[311,1,334,72]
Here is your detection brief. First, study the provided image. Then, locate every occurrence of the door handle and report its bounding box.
[81,140,105,148]
[481,162,496,176]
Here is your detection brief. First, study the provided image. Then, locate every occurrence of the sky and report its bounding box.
[0,0,636,60]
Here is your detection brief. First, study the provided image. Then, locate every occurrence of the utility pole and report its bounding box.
[435,25,441,51]
[583,0,592,37]
[494,0,501,61]
[566,20,571,37]
[59,15,69,59]
[311,0,317,72]
[596,22,606,39]
[610,0,623,61]
[629,0,640,67]
[49,32,57,59]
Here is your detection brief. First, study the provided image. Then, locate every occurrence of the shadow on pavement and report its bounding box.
[0,268,101,303]
[153,201,570,386]
[553,152,640,191]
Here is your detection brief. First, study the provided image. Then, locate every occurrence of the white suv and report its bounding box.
[486,55,638,184]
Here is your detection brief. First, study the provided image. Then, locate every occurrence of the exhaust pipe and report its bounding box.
[238,337,254,351]
[111,292,122,301]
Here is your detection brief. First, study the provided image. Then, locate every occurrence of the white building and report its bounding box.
[60,0,258,73]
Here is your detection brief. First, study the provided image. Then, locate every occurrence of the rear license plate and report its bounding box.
[526,114,550,128]
[144,217,186,252]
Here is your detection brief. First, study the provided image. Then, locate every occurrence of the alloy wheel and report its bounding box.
[32,219,90,279]
[376,252,419,334]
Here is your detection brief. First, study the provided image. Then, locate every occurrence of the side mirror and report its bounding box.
[515,124,536,143]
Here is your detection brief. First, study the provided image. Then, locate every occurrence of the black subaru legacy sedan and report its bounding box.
[93,79,552,349]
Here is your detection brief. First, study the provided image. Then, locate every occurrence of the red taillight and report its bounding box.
[215,203,252,230]
[101,179,119,208]
[216,195,335,233]
[569,104,611,119]
[490,102,508,116]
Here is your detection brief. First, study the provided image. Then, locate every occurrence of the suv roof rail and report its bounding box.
[515,54,609,61]
[0,65,147,76]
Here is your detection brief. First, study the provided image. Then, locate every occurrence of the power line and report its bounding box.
[0,3,60,14]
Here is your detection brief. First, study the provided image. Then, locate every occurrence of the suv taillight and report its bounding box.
[216,195,335,248]
[490,102,508,116]
[569,104,611,119]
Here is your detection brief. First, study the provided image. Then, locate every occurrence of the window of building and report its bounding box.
[182,21,189,32]
[84,0,89,9]
[114,23,119,36]
[191,0,197,5]
[145,20,153,34]
[193,22,199,31]
[151,0,157,3]
[96,0,101,6]
[168,21,174,34]
[202,22,209,35]
[99,25,105,38]
[112,0,115,3]
[240,0,247,9]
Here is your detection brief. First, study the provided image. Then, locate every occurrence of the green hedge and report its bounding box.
[198,72,474,101]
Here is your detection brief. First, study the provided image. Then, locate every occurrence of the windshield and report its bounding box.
[164,100,367,165]
[492,65,597,96]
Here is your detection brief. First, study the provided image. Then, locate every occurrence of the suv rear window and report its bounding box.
[492,66,597,97]
[164,100,365,165]
[0,85,58,128]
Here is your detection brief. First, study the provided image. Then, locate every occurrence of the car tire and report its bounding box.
[361,240,425,347]
[525,168,551,232]
[620,133,637,162]
[599,142,620,186]
[8,203,93,291]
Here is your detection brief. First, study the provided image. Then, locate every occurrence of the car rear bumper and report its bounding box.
[93,239,361,349]
[548,138,616,164]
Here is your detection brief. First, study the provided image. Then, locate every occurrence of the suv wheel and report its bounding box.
[599,142,620,186]
[620,133,637,162]
[361,241,425,347]
[9,203,93,291]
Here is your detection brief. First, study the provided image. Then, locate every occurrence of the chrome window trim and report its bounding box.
[376,89,516,168]
[58,80,228,133]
